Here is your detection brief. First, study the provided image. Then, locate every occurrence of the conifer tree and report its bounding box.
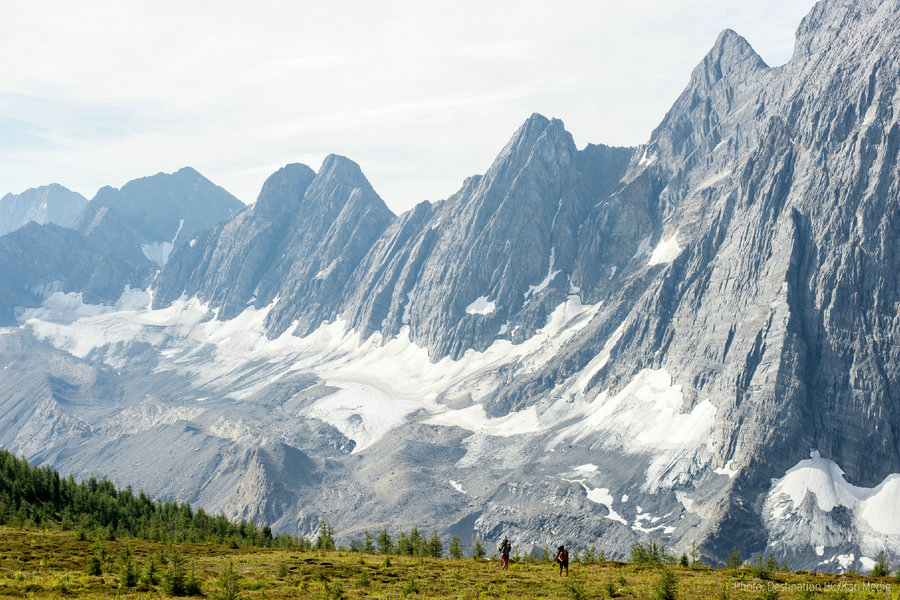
[376,528,393,554]
[449,535,463,559]
[426,529,443,558]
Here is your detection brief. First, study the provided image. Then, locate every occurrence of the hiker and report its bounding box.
[498,538,511,570]
[555,544,569,576]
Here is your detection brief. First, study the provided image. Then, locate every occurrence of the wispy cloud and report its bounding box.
[0,0,818,212]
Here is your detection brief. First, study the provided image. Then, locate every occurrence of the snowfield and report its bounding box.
[21,289,713,474]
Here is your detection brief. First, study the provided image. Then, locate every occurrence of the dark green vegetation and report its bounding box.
[0,449,294,547]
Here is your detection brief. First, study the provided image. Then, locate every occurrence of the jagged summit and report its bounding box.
[302,154,394,220]
[694,28,768,85]
[254,163,316,217]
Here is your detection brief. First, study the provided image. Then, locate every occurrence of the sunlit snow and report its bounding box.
[141,218,184,267]
[766,450,900,535]
[465,296,496,315]
[714,460,739,478]
[582,484,627,525]
[524,248,560,298]
[21,285,719,491]
[647,234,681,266]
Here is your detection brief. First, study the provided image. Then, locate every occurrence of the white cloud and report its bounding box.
[0,0,817,211]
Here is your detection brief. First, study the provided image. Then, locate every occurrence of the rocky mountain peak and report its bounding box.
[253,163,316,219]
[316,154,373,191]
[74,166,243,268]
[302,154,393,220]
[0,183,87,236]
[488,113,572,176]
[690,28,767,92]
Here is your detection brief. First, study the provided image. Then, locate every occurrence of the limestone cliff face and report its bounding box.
[155,157,396,334]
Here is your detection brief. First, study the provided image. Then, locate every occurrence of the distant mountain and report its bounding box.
[0,222,151,324]
[75,167,243,267]
[155,157,395,332]
[0,166,243,321]
[0,0,898,573]
[0,184,87,235]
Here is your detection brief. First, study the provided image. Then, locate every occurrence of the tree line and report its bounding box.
[0,448,295,547]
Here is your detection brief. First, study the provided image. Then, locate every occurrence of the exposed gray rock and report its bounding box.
[0,184,87,235]
[75,166,243,267]
[0,223,152,323]
[155,163,317,318]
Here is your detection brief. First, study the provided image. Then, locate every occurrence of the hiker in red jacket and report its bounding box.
[555,544,569,576]
[499,538,511,570]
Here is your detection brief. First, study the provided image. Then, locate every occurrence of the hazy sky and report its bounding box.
[1,0,818,214]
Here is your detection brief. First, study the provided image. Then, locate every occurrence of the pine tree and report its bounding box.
[726,548,742,569]
[426,529,443,558]
[409,525,424,556]
[213,560,241,600]
[449,535,463,559]
[472,539,486,560]
[654,569,678,600]
[871,552,891,577]
[397,531,412,555]
[376,528,393,555]
[316,518,335,550]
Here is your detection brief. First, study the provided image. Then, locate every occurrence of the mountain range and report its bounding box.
[1,0,898,571]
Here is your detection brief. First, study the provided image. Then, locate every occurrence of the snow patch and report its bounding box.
[836,553,855,571]
[525,248,561,298]
[303,381,420,453]
[815,545,825,557]
[558,369,715,452]
[859,556,876,572]
[766,450,900,536]
[424,403,541,437]
[581,484,627,525]
[449,480,465,494]
[714,460,739,478]
[402,284,417,325]
[465,296,496,315]
[648,234,682,266]
[573,464,598,473]
[141,218,184,267]
[638,148,657,166]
